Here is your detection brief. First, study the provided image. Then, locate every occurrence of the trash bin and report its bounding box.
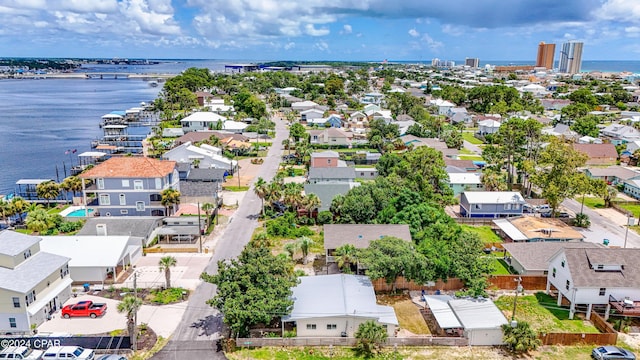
[83,283,90,292]
[603,239,610,246]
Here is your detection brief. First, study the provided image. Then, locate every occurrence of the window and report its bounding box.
[136,201,145,212]
[474,204,482,210]
[561,260,565,268]
[119,193,126,205]
[327,159,332,164]
[504,204,512,210]
[60,264,69,279]
[97,178,104,190]
[9,318,16,328]
[134,180,143,190]
[552,268,556,278]
[155,178,162,189]
[12,297,19,308]
[120,210,129,215]
[327,324,337,330]
[306,324,316,330]
[23,249,31,259]
[597,264,604,270]
[599,288,606,296]
[99,194,110,205]
[566,280,570,290]
[121,179,130,187]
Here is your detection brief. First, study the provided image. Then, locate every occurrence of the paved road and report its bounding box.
[562,198,640,248]
[152,116,288,360]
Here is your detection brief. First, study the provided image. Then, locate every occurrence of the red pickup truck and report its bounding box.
[61,301,107,318]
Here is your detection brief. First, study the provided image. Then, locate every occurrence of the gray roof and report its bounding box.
[502,242,601,272]
[179,180,220,198]
[0,252,69,293]
[323,224,412,250]
[448,298,507,330]
[0,231,41,256]
[284,274,398,325]
[563,248,640,288]
[77,217,161,238]
[311,151,339,158]
[304,183,358,211]
[186,168,227,181]
[587,166,640,180]
[308,167,356,180]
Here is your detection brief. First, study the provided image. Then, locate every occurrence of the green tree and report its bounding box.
[26,208,54,233]
[160,188,181,216]
[158,256,177,289]
[201,202,216,224]
[201,246,298,338]
[0,200,11,227]
[289,122,307,142]
[10,197,28,222]
[117,295,143,351]
[254,177,268,217]
[529,138,589,215]
[60,176,82,198]
[502,321,541,354]
[36,180,60,207]
[334,244,358,273]
[571,115,600,137]
[354,320,388,358]
[358,236,432,292]
[297,236,314,265]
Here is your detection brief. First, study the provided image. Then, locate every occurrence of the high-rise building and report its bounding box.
[535,42,555,69]
[465,58,479,68]
[559,41,584,74]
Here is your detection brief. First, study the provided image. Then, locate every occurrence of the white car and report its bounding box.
[42,346,94,360]
[0,346,44,359]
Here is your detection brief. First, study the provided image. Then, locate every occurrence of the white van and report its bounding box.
[0,346,43,359]
[42,347,94,360]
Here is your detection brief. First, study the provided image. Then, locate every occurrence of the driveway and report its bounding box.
[37,294,187,339]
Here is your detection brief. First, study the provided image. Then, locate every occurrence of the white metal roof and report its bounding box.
[449,298,508,330]
[493,219,528,241]
[284,274,398,325]
[0,230,41,256]
[448,173,482,185]
[180,111,227,123]
[39,236,135,268]
[462,191,525,204]
[423,295,462,329]
[78,151,107,158]
[0,252,70,293]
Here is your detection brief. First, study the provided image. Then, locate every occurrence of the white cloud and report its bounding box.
[342,24,352,34]
[304,24,330,36]
[598,0,640,22]
[408,28,419,37]
[284,41,295,50]
[442,24,464,36]
[314,40,329,51]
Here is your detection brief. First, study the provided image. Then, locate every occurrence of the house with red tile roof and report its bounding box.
[573,143,618,166]
[79,157,179,217]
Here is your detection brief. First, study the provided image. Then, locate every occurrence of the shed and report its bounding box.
[449,298,508,345]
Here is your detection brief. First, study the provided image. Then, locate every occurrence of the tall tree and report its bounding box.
[297,236,314,265]
[158,256,177,289]
[253,177,268,217]
[117,295,143,351]
[25,208,54,233]
[10,197,28,223]
[202,246,298,338]
[36,180,60,207]
[354,320,388,358]
[160,188,181,216]
[334,244,358,274]
[60,176,82,198]
[529,138,589,215]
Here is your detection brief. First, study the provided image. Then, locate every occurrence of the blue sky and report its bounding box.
[1,0,640,62]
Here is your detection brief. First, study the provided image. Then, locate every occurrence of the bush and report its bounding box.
[317,211,333,225]
[295,216,315,226]
[573,213,590,228]
[149,287,188,304]
[502,321,541,354]
[266,212,314,238]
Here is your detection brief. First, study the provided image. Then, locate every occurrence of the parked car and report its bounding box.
[535,204,551,213]
[592,346,636,359]
[523,204,535,213]
[42,346,94,360]
[0,346,44,359]
[96,355,127,360]
[541,211,571,218]
[61,301,107,318]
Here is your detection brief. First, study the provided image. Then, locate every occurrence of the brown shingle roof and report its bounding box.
[323,224,412,250]
[563,248,640,288]
[80,157,176,178]
[573,143,618,159]
[502,242,601,272]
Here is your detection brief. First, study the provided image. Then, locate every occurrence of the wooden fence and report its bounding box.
[453,218,499,226]
[538,313,617,346]
[236,336,468,348]
[372,275,548,292]
[143,247,199,254]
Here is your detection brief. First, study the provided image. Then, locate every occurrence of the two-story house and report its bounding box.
[459,191,525,218]
[80,157,179,217]
[162,141,237,172]
[547,248,640,320]
[0,231,72,334]
[180,112,228,133]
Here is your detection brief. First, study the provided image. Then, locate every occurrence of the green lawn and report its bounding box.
[458,154,483,161]
[494,292,600,333]
[223,186,250,192]
[618,203,640,217]
[461,225,502,244]
[490,258,512,275]
[578,196,606,209]
[462,132,483,145]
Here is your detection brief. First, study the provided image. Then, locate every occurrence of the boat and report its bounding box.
[148,80,159,87]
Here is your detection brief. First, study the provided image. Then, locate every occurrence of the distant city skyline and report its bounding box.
[1,1,640,61]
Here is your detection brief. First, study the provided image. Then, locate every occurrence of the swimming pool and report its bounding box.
[60,206,94,217]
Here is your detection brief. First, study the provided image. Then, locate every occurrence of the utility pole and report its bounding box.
[133,268,138,351]
[197,201,202,253]
[511,276,523,324]
[625,215,634,249]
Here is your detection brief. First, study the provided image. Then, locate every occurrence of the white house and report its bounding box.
[291,100,320,112]
[180,112,228,132]
[39,235,142,284]
[206,99,235,114]
[162,141,237,171]
[300,108,324,122]
[447,172,483,196]
[282,274,398,337]
[430,99,456,115]
[222,120,248,133]
[459,191,525,218]
[546,248,640,320]
[477,120,501,135]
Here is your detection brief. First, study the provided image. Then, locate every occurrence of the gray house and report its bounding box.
[459,191,525,218]
[324,224,412,264]
[305,167,359,211]
[80,157,180,217]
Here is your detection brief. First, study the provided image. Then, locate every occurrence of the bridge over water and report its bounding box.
[4,73,175,80]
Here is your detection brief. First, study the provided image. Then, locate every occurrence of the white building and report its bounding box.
[180,112,228,132]
[283,274,398,337]
[162,141,237,171]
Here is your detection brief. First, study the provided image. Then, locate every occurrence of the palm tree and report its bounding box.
[297,236,314,265]
[282,183,303,211]
[334,244,358,273]
[158,256,177,289]
[253,177,268,217]
[160,188,181,216]
[10,197,28,223]
[301,193,321,217]
[0,200,11,227]
[25,208,53,234]
[60,176,82,198]
[354,320,388,358]
[36,180,60,208]
[117,295,143,351]
[201,202,215,224]
[284,242,298,260]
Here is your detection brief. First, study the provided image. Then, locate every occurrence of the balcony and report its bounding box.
[609,295,640,316]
